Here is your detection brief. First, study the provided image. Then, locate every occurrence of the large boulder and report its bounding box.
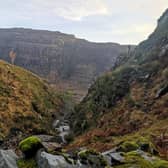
[103,149,124,166]
[36,150,76,168]
[35,135,62,152]
[0,150,18,168]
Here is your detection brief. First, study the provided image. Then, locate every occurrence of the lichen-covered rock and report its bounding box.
[0,150,18,168]
[36,149,108,168]
[78,149,108,167]
[112,150,168,168]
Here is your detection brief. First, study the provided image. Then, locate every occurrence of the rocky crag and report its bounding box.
[0,28,132,101]
[67,8,168,164]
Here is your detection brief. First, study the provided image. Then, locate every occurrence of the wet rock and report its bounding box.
[54,120,71,144]
[0,150,18,168]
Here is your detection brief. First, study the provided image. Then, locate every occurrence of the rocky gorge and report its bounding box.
[0,6,168,168]
[0,28,132,101]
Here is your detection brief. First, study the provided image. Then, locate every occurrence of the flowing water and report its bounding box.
[53,119,71,144]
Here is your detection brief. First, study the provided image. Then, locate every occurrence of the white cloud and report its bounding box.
[111,24,156,36]
[32,0,109,21]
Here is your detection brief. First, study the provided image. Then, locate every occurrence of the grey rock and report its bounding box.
[36,149,104,168]
[136,150,155,162]
[0,150,18,168]
[41,142,62,152]
[103,149,124,166]
[155,84,168,99]
[36,150,76,168]
[35,135,55,142]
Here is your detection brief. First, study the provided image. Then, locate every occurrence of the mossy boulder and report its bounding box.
[19,136,43,157]
[78,149,99,160]
[119,141,139,152]
[113,150,168,168]
[78,149,108,167]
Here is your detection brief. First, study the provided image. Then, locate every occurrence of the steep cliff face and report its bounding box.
[131,8,168,63]
[67,9,168,156]
[0,28,130,100]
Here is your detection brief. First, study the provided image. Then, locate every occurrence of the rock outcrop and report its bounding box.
[0,150,18,168]
[0,28,132,101]
[36,150,74,168]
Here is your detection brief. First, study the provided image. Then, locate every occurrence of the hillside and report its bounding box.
[67,8,168,159]
[0,60,64,141]
[0,28,132,101]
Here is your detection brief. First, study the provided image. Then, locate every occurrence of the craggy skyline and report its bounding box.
[0,0,167,44]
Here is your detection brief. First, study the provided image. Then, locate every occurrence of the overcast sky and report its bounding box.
[0,0,167,44]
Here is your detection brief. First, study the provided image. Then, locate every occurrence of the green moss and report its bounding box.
[17,158,37,168]
[124,151,153,168]
[113,148,168,168]
[119,141,139,152]
[19,136,42,157]
[78,149,108,167]
[99,155,108,167]
[136,137,158,155]
[153,160,168,168]
[125,150,141,157]
[78,149,99,160]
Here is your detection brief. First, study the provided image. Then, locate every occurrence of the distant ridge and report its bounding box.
[0,28,133,101]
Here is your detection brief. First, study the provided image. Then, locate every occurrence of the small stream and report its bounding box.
[53,119,71,144]
[52,119,125,167]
